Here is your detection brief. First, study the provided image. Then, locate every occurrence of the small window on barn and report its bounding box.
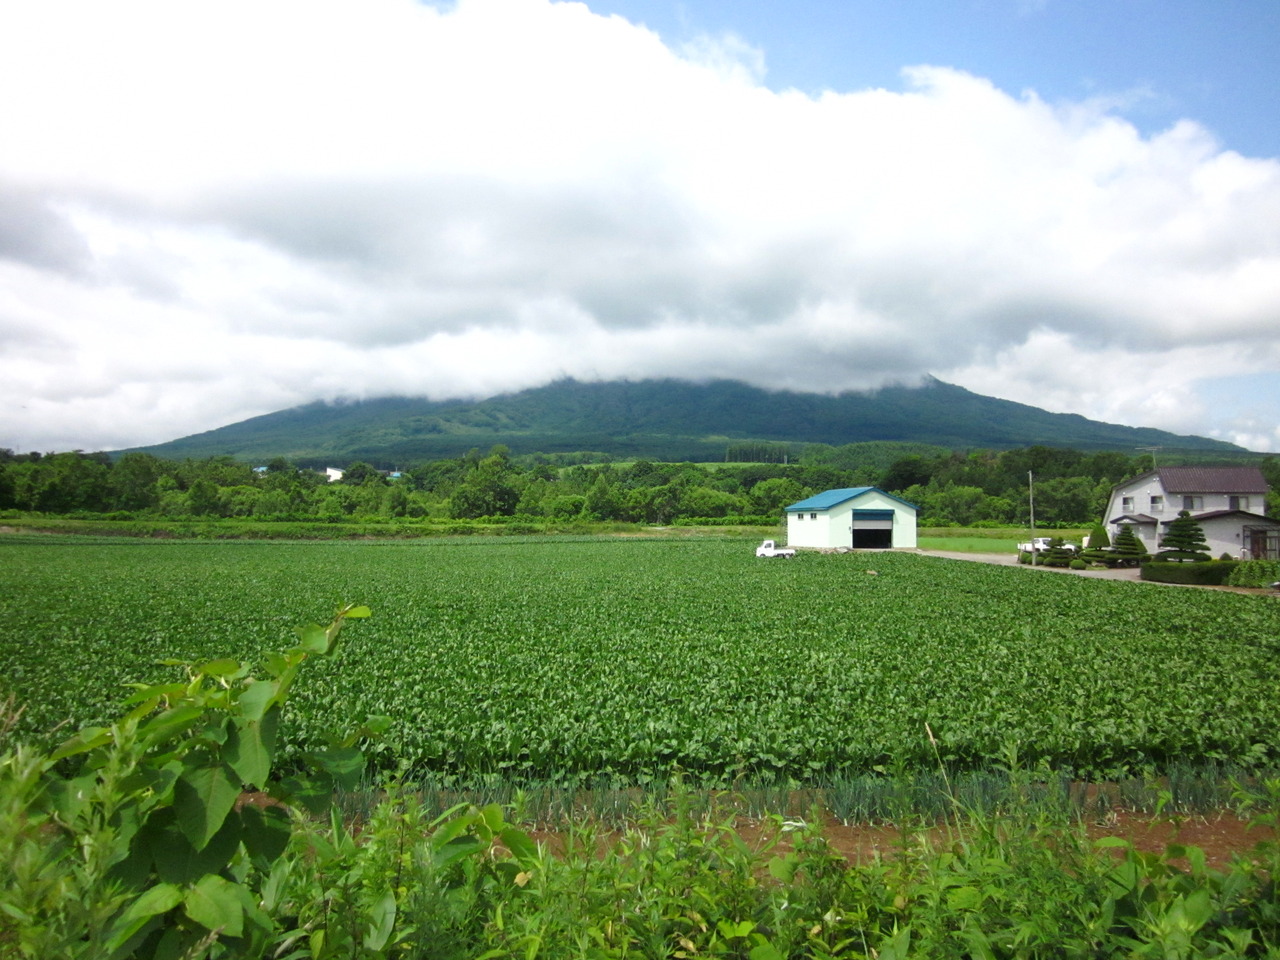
[1150,495,1164,512]
[1182,496,1203,510]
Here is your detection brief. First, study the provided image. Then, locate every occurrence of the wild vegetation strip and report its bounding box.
[1,536,1278,785]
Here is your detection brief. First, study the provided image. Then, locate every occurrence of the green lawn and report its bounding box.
[919,527,1088,553]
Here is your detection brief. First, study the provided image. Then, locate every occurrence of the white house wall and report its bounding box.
[1193,516,1247,559]
[1107,475,1263,537]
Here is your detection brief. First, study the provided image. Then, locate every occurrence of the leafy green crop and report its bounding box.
[2,537,1278,783]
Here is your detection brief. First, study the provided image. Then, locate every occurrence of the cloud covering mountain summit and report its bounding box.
[1,0,1278,452]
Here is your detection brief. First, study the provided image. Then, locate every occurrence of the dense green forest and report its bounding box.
[124,377,1244,463]
[4,443,1276,527]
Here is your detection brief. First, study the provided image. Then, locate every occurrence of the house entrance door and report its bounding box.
[1245,526,1279,559]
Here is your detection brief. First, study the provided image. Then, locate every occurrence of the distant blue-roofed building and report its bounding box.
[783,487,919,550]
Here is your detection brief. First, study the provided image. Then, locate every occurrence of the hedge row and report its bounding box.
[1140,560,1240,586]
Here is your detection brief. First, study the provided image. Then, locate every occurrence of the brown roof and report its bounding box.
[1156,466,1269,495]
[1191,509,1279,523]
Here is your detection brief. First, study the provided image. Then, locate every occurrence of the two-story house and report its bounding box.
[1103,466,1278,559]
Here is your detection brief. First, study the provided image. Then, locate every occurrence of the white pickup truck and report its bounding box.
[1016,537,1077,554]
[756,539,796,558]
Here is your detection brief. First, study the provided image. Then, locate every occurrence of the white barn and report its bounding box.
[784,487,919,550]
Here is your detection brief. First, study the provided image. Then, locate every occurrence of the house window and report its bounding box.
[1230,496,1250,512]
[1182,496,1203,510]
[1150,495,1164,512]
[796,513,803,521]
[1121,497,1134,512]
[810,512,817,520]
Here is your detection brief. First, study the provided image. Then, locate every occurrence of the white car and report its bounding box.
[1016,537,1078,554]
[756,539,796,558]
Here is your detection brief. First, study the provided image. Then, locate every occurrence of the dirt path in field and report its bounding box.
[524,810,1270,873]
[735,811,1271,872]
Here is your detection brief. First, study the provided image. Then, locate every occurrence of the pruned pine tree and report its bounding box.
[1157,510,1212,562]
[1041,537,1076,567]
[1111,525,1150,566]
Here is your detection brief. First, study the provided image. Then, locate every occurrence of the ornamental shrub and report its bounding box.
[1082,525,1149,567]
[1156,510,1211,562]
[1039,537,1076,567]
[1141,560,1239,586]
[1226,558,1280,587]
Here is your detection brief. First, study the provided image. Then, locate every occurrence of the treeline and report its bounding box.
[1,445,1274,526]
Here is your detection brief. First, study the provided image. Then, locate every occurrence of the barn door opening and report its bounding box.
[850,509,895,549]
[851,528,893,549]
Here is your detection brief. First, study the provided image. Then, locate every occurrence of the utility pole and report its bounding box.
[1028,470,1036,566]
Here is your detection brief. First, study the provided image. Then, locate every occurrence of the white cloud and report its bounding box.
[1,0,1278,453]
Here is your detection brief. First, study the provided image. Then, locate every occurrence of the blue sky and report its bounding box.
[0,0,1278,453]
[589,0,1280,158]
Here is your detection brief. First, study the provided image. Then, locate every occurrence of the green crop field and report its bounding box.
[1,535,1277,784]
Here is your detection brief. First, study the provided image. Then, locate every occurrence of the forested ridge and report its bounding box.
[122,377,1242,463]
[3,443,1276,527]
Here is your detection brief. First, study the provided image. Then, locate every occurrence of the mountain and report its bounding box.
[121,377,1243,465]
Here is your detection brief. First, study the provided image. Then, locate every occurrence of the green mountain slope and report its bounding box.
[121,377,1242,464]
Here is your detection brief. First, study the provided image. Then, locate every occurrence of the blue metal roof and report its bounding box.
[784,487,918,513]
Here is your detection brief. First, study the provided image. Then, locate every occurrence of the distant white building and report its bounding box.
[784,487,919,550]
[324,467,344,483]
[1103,466,1279,559]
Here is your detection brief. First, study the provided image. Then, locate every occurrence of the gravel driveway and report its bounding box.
[916,549,1144,582]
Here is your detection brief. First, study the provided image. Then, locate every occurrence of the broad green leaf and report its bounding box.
[1179,889,1214,932]
[104,882,182,953]
[225,713,277,787]
[749,942,786,960]
[184,874,244,938]
[294,623,328,654]
[125,881,184,918]
[174,761,241,850]
[241,803,291,866]
[145,808,241,885]
[305,745,365,790]
[343,605,371,618]
[363,888,397,951]
[432,836,487,871]
[499,826,540,870]
[138,705,204,748]
[198,658,243,678]
[479,803,505,834]
[236,679,279,721]
[121,682,188,706]
[49,726,111,762]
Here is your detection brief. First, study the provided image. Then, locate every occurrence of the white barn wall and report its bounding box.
[784,488,918,550]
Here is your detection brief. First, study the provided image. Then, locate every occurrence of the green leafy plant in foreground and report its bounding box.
[4,597,1280,957]
[0,604,400,958]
